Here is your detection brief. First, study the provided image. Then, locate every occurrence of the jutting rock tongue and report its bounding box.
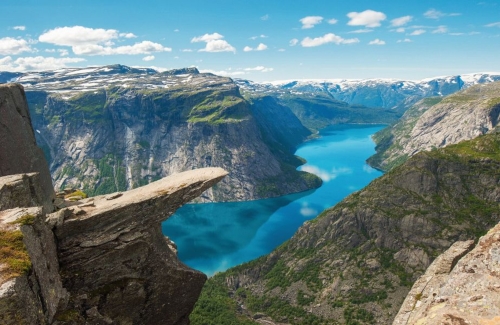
[0,83,54,212]
[0,83,228,324]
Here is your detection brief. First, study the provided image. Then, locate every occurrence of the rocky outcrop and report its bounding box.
[394,222,500,325]
[369,82,500,171]
[0,83,228,324]
[0,84,54,211]
[192,133,500,325]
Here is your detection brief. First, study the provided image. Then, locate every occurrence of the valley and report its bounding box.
[1,65,500,325]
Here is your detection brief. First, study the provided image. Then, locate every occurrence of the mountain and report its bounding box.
[4,65,321,201]
[236,73,500,111]
[368,81,500,171]
[191,132,500,325]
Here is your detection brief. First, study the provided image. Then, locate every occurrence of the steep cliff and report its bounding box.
[17,65,320,201]
[191,132,500,325]
[0,83,228,324]
[369,81,500,171]
[0,84,54,211]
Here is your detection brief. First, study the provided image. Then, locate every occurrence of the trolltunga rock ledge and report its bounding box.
[0,83,228,324]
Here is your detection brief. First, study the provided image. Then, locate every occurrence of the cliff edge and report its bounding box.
[0,83,227,324]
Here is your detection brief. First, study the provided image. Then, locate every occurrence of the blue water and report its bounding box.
[161,124,384,275]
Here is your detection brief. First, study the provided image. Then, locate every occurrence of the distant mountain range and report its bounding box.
[236,73,500,110]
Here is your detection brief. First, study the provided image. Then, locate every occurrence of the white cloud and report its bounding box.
[450,32,481,36]
[278,48,285,52]
[174,29,180,32]
[300,16,323,29]
[486,22,500,27]
[397,38,412,43]
[13,26,26,31]
[369,39,386,45]
[72,41,171,55]
[261,14,269,21]
[432,25,448,34]
[244,66,273,72]
[243,43,267,52]
[424,9,461,19]
[391,16,413,27]
[181,49,193,52]
[301,33,359,47]
[347,10,386,28]
[250,34,268,40]
[0,37,33,55]
[289,38,299,46]
[199,40,235,53]
[39,26,119,46]
[348,29,373,34]
[410,29,426,36]
[191,33,224,43]
[256,43,267,51]
[395,27,406,33]
[0,56,85,72]
[119,32,137,38]
[192,33,235,53]
[39,26,168,56]
[328,18,338,25]
[143,55,155,61]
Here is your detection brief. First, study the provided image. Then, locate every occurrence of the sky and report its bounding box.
[1,0,500,82]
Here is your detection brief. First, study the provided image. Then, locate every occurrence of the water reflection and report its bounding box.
[162,124,384,275]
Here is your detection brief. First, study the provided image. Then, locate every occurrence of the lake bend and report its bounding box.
[162,124,385,276]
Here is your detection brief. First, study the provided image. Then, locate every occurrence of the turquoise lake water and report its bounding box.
[161,124,384,275]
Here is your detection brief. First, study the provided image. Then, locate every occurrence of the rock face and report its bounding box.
[369,82,500,171]
[394,222,500,325]
[0,84,54,211]
[191,133,500,325]
[13,65,319,202]
[0,83,228,324]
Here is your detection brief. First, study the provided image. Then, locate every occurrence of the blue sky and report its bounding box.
[1,0,500,81]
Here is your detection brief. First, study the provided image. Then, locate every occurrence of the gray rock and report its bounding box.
[0,84,54,211]
[393,221,500,324]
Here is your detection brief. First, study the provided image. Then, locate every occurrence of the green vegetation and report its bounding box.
[265,260,291,290]
[64,190,88,200]
[0,229,31,279]
[297,290,315,306]
[348,289,388,304]
[190,278,257,325]
[11,214,36,226]
[188,90,249,124]
[343,306,375,325]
